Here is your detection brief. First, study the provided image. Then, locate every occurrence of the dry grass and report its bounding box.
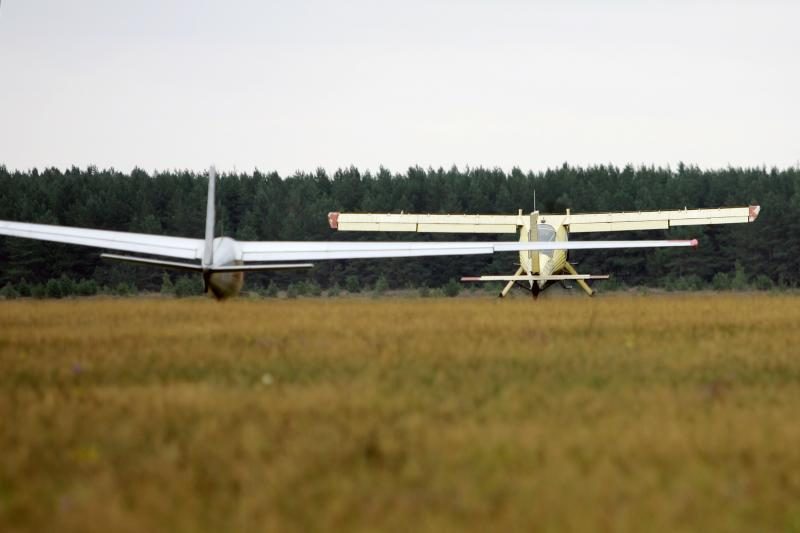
[1,294,800,533]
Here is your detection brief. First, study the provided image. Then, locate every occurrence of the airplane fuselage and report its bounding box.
[519,223,570,291]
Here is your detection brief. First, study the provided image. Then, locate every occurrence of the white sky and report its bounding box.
[0,0,798,175]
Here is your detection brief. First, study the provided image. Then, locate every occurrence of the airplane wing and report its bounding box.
[328,206,760,233]
[238,239,697,262]
[0,220,204,260]
[557,206,759,233]
[0,219,697,266]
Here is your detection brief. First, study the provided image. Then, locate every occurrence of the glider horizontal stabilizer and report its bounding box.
[101,254,313,272]
[101,254,204,271]
[209,263,314,272]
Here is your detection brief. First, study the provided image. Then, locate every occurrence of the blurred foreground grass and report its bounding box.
[1,295,800,533]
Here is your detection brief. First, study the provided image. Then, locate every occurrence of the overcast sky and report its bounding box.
[0,0,798,175]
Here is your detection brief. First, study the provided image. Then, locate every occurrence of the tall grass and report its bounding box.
[1,295,800,532]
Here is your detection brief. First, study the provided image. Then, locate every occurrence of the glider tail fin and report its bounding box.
[202,166,216,267]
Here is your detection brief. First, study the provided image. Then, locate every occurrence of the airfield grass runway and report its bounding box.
[1,294,800,533]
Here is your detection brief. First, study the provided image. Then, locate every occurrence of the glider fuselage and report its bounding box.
[204,237,245,299]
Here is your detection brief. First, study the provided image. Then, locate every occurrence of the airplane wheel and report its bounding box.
[531,284,540,300]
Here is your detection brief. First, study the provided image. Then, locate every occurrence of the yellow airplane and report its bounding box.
[328,205,760,298]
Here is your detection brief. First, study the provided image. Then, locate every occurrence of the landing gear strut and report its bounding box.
[564,262,595,297]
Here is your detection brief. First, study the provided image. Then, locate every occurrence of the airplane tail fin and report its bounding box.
[202,166,216,267]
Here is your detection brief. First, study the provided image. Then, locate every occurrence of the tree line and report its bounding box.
[1,163,797,296]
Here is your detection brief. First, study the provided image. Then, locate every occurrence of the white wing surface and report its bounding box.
[329,206,759,233]
[0,221,204,260]
[1,219,697,264]
[239,239,697,262]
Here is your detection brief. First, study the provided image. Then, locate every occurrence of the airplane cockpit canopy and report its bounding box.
[537,224,556,257]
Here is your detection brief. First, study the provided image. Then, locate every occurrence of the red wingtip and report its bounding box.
[691,238,699,248]
[749,205,761,222]
[328,212,340,229]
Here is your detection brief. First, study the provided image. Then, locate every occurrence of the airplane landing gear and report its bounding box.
[531,283,541,300]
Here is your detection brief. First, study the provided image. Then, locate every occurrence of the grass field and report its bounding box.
[1,294,800,533]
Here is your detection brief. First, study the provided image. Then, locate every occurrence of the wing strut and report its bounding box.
[563,261,595,296]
